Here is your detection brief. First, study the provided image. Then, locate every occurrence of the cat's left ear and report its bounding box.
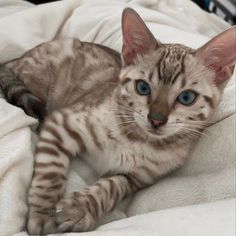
[121,8,158,65]
[196,26,236,84]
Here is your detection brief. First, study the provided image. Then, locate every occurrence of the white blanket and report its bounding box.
[0,0,235,236]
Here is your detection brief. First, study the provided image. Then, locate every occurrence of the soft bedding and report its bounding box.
[0,0,235,236]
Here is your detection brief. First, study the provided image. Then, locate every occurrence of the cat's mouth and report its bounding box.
[134,117,168,138]
[147,128,163,136]
[134,115,175,139]
[147,128,172,139]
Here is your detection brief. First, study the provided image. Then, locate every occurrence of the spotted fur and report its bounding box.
[0,8,235,235]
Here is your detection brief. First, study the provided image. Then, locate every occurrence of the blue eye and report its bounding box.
[178,90,198,105]
[135,80,151,96]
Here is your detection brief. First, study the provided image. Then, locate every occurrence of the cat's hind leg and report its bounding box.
[0,65,46,121]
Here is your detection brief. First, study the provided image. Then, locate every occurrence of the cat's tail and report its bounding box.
[0,64,46,121]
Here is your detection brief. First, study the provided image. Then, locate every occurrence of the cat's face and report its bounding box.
[114,8,235,141]
[116,44,222,140]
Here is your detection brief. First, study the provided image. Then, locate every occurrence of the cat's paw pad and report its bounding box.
[27,209,56,235]
[55,192,96,232]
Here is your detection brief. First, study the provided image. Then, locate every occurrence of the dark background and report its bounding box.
[26,0,206,8]
[27,0,59,4]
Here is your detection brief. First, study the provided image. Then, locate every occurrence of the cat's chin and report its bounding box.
[134,119,175,140]
[142,126,174,140]
[147,129,170,139]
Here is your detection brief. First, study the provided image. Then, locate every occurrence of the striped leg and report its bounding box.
[27,111,85,235]
[55,173,148,232]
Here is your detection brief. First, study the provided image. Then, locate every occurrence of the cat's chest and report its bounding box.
[81,138,187,177]
[77,106,189,176]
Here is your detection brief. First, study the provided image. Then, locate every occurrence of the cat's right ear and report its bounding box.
[121,8,158,65]
[196,26,236,85]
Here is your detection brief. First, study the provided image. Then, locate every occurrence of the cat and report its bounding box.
[0,7,235,235]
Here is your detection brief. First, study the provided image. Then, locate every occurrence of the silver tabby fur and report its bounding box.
[0,8,235,235]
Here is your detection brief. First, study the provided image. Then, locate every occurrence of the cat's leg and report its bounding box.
[55,173,150,232]
[27,111,85,235]
[0,65,46,121]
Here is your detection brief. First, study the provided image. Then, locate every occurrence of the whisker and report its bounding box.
[116,104,137,112]
[117,121,135,126]
[109,120,135,133]
[110,108,134,114]
[108,82,121,86]
[113,115,134,119]
[166,123,209,138]
[182,123,217,136]
[182,127,208,137]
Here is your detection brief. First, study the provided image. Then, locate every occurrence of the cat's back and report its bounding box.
[5,38,121,111]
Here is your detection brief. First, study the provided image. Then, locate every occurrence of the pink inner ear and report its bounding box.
[122,45,136,65]
[197,26,236,70]
[214,65,235,84]
[197,26,236,84]
[122,8,157,64]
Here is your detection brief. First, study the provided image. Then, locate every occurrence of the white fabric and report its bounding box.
[0,0,235,236]
[14,199,236,236]
[0,100,36,236]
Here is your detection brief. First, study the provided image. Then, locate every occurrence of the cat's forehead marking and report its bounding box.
[154,44,193,86]
[148,71,154,81]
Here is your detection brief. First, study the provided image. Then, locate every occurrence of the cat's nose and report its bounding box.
[147,112,168,129]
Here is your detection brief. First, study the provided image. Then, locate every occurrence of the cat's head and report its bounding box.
[115,8,235,140]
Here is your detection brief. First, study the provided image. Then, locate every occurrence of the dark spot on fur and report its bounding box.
[203,95,214,108]
[128,102,134,107]
[197,113,206,120]
[181,76,186,88]
[121,77,131,86]
[176,54,181,60]
[148,71,153,81]
[188,117,194,120]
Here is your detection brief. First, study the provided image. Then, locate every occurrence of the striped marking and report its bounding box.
[125,174,143,192]
[34,161,65,169]
[48,183,63,191]
[39,137,73,159]
[34,193,53,200]
[171,70,182,85]
[86,119,103,150]
[148,71,154,81]
[203,95,214,109]
[43,125,63,142]
[36,146,59,156]
[180,75,186,88]
[63,115,86,152]
[36,172,67,181]
[121,77,131,85]
[86,194,99,218]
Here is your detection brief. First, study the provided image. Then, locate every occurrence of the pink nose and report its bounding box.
[147,112,168,129]
[151,119,163,127]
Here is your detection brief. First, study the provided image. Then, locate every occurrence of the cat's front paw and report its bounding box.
[27,207,56,235]
[55,192,97,232]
